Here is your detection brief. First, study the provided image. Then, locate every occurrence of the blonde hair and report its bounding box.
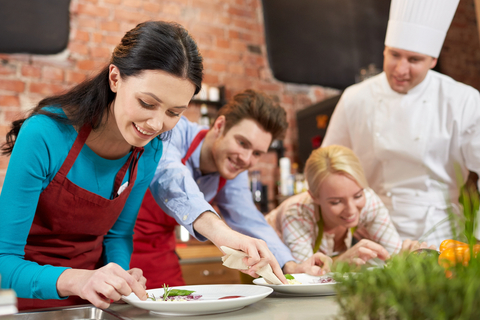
[304,145,368,196]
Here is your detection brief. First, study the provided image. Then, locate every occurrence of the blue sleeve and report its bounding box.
[214,172,295,267]
[148,118,217,241]
[0,116,69,299]
[103,139,163,269]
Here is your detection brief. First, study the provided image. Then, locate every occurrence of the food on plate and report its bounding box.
[146,284,202,302]
[218,296,244,299]
[284,274,335,285]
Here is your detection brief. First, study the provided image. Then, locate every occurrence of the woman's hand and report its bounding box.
[336,239,390,266]
[193,211,288,284]
[57,263,147,309]
[400,239,437,253]
[283,252,332,276]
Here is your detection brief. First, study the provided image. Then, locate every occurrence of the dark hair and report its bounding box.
[1,20,203,155]
[214,89,288,141]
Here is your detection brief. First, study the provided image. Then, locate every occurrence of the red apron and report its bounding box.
[131,130,226,289]
[18,125,144,311]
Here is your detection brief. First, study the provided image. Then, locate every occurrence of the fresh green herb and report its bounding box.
[146,292,156,301]
[168,289,195,296]
[284,274,295,280]
[162,284,171,301]
[332,169,480,320]
[160,284,195,301]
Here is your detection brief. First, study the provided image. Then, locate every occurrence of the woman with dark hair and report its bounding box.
[0,20,202,310]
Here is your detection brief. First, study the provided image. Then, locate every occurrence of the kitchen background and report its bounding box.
[0,0,479,211]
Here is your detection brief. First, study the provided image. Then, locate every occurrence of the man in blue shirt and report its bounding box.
[131,89,331,288]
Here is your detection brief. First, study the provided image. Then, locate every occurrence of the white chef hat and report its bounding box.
[385,0,460,58]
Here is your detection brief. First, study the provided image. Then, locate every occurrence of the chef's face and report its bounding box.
[109,65,196,147]
[310,173,365,230]
[383,46,437,94]
[211,117,272,180]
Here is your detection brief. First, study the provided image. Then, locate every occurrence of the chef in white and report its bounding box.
[322,0,480,247]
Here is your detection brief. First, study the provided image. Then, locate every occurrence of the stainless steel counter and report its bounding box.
[1,293,340,320]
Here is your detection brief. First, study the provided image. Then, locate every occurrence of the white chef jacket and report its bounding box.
[322,70,480,246]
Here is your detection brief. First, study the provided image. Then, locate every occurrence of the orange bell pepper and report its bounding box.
[462,244,480,265]
[438,243,480,267]
[439,239,468,253]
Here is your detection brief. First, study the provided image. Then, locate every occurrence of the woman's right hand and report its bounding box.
[336,239,390,266]
[57,263,147,309]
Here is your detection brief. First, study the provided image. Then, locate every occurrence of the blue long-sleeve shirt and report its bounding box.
[149,116,294,267]
[0,111,162,299]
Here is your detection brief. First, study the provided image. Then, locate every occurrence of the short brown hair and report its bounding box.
[214,89,288,141]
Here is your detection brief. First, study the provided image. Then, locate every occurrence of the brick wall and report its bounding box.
[0,0,479,210]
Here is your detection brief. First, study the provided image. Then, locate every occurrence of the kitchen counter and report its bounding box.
[110,293,339,319]
[2,293,340,319]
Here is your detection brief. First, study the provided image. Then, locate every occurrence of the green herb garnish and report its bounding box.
[168,289,195,296]
[284,274,295,280]
[146,292,156,301]
[160,284,195,301]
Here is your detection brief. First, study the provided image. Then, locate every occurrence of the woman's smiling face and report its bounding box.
[109,65,196,147]
[310,173,366,230]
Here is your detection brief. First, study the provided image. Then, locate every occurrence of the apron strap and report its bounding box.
[112,147,144,198]
[57,125,92,177]
[182,129,209,165]
[181,129,226,202]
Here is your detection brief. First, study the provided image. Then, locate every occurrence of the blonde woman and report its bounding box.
[266,145,423,266]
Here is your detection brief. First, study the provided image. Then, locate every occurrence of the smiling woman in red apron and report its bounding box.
[0,21,203,311]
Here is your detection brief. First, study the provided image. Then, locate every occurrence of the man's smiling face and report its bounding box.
[211,118,272,180]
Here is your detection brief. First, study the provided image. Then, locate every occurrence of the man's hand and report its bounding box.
[336,239,390,266]
[193,211,288,284]
[282,252,332,276]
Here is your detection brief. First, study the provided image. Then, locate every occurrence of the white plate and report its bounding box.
[121,284,273,316]
[253,273,336,296]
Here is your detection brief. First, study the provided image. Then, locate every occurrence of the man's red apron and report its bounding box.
[18,125,144,311]
[131,130,226,289]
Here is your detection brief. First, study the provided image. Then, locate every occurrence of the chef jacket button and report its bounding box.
[197,179,201,184]
[386,192,392,197]
[164,199,168,203]
[183,215,188,221]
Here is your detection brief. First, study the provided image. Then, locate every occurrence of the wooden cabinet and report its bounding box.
[176,244,241,285]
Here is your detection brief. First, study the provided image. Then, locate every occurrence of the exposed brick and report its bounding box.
[21,65,41,78]
[103,35,123,45]
[142,2,161,13]
[76,17,97,29]
[69,41,90,56]
[90,46,112,59]
[0,64,16,76]
[73,30,90,42]
[77,3,110,17]
[123,0,143,8]
[0,95,20,107]
[77,60,101,71]
[103,0,121,4]
[114,8,150,23]
[100,21,120,32]
[0,156,9,171]
[92,32,103,43]
[0,80,25,93]
[30,82,67,95]
[66,70,87,84]
[4,110,25,122]
[43,66,65,82]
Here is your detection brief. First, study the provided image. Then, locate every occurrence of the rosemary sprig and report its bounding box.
[162,283,171,301]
